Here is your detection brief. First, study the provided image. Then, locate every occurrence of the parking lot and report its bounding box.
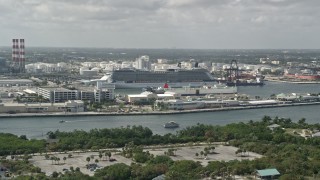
[30,151,132,176]
[147,145,262,166]
[28,145,262,176]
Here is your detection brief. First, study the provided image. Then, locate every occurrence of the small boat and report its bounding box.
[59,120,65,123]
[164,121,179,128]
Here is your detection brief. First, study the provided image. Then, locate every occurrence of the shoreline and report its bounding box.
[0,102,320,118]
[265,78,320,84]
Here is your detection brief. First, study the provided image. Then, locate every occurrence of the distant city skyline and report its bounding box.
[0,0,320,49]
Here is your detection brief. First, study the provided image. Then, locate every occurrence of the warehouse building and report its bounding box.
[0,100,84,113]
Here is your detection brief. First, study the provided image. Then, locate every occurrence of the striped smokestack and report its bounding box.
[19,39,25,72]
[11,38,25,73]
[12,39,19,64]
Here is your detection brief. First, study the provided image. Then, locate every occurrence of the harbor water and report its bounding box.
[0,81,320,139]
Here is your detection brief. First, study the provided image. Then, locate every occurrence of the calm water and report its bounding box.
[0,81,320,139]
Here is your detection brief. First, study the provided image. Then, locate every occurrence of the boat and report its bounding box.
[101,68,215,89]
[164,121,180,128]
[59,120,65,123]
[285,73,320,81]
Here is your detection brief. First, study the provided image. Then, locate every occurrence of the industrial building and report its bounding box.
[155,99,242,110]
[0,79,33,87]
[0,100,84,113]
[79,67,99,76]
[155,99,205,110]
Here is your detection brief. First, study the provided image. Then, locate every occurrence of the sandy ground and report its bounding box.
[147,145,262,166]
[29,151,132,176]
[25,145,262,176]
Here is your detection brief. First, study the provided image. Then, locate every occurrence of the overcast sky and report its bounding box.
[0,0,319,49]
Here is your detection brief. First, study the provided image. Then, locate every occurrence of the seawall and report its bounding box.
[0,102,319,118]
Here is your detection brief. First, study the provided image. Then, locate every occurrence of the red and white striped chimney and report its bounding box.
[12,39,19,64]
[11,38,25,72]
[19,39,25,72]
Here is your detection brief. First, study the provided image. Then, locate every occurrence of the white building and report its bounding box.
[126,91,177,103]
[0,100,84,113]
[38,87,78,103]
[155,99,205,110]
[135,55,150,70]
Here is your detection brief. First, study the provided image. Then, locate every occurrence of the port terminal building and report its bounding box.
[0,100,84,114]
[126,91,179,103]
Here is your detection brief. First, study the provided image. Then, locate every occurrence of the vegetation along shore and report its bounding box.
[1,116,320,179]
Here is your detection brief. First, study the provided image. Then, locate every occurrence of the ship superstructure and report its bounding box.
[104,68,215,89]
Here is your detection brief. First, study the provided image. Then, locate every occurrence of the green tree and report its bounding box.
[86,157,91,165]
[99,152,102,160]
[52,171,59,178]
[94,163,131,180]
[166,160,202,180]
[45,154,49,160]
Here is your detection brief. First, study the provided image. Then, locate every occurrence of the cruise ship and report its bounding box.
[101,68,215,89]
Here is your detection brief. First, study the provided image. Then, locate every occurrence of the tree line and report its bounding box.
[1,116,320,178]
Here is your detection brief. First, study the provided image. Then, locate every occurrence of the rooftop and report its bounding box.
[257,168,280,177]
[38,87,77,92]
[0,79,33,83]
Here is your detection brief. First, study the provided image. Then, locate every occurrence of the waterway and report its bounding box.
[0,81,319,139]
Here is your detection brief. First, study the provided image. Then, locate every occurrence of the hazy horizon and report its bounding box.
[1,46,320,50]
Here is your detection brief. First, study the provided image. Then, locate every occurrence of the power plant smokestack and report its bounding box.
[12,39,18,64]
[11,38,25,73]
[19,39,25,73]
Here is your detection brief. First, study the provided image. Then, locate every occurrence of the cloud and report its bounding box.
[0,0,319,48]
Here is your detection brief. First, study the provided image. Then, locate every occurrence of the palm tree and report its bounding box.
[99,152,102,161]
[63,157,67,164]
[210,146,215,153]
[86,157,91,165]
[235,149,242,157]
[44,154,49,160]
[50,157,55,165]
[104,152,109,160]
[200,151,204,158]
[107,151,112,160]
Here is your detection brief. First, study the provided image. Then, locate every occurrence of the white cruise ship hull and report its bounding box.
[114,82,214,89]
[165,86,237,95]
